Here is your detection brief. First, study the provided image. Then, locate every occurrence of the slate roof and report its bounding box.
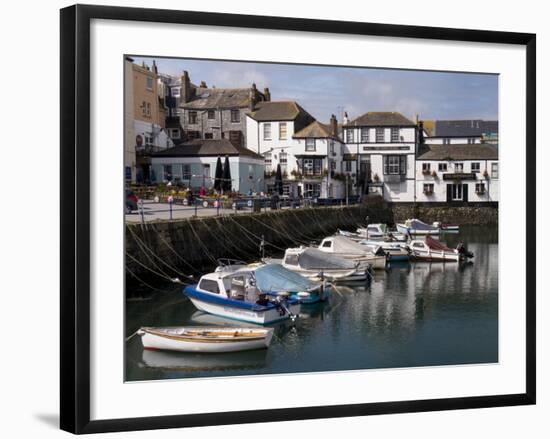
[293,120,342,141]
[346,112,416,127]
[430,120,499,137]
[180,88,255,110]
[151,139,264,160]
[417,144,498,161]
[247,101,310,121]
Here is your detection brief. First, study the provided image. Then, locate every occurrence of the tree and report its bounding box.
[275,163,284,195]
[222,156,232,192]
[214,157,223,191]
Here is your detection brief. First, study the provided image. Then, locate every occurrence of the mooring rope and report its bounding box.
[187,219,219,264]
[151,224,203,275]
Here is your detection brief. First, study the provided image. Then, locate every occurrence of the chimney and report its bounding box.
[199,80,207,88]
[181,70,191,103]
[330,114,338,137]
[343,112,349,125]
[418,120,425,145]
[152,60,158,75]
[249,83,258,111]
[263,87,271,102]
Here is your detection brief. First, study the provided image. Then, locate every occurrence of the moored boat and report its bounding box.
[218,261,329,304]
[318,235,387,269]
[409,235,473,262]
[359,239,410,262]
[266,247,369,282]
[138,326,274,353]
[183,271,300,325]
[396,218,440,235]
[355,223,407,241]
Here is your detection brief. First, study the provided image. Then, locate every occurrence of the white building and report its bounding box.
[415,144,499,203]
[150,139,265,194]
[342,112,418,202]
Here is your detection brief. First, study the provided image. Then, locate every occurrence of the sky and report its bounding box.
[132,56,498,123]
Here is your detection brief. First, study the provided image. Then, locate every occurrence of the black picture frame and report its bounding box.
[60,4,536,434]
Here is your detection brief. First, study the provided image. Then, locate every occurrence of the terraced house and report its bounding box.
[342,111,418,202]
[179,70,270,147]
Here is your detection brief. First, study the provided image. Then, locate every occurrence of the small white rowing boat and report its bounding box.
[138,326,274,353]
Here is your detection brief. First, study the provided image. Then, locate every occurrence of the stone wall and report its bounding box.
[125,203,497,287]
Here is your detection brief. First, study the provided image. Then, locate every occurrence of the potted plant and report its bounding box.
[431,170,438,179]
[483,169,490,179]
[373,173,380,182]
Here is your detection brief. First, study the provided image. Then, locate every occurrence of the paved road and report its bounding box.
[125,200,295,222]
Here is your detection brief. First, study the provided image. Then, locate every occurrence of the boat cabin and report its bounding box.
[197,272,266,304]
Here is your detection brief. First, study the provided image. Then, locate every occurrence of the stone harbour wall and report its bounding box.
[125,203,497,287]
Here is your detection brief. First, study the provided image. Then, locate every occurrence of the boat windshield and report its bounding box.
[255,264,318,292]
[410,219,438,231]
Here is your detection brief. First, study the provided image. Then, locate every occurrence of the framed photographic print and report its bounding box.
[60,4,536,434]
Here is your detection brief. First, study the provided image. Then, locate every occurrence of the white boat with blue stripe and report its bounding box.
[183,271,301,325]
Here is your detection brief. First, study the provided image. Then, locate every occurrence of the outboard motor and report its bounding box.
[456,243,474,259]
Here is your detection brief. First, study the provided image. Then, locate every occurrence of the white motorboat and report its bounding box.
[409,235,474,262]
[183,271,300,325]
[266,247,369,282]
[217,261,330,304]
[138,326,274,353]
[396,218,440,235]
[355,223,407,241]
[318,235,387,269]
[358,239,410,262]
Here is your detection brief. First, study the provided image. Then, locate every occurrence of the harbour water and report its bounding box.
[125,225,498,381]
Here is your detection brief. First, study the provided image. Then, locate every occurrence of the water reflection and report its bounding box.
[126,225,498,380]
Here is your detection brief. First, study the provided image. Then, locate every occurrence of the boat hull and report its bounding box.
[139,328,274,353]
[410,250,460,262]
[397,223,440,235]
[187,295,300,325]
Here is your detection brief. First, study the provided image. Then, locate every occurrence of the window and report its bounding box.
[391,127,400,142]
[202,164,210,179]
[144,134,153,146]
[204,133,213,139]
[188,111,197,124]
[171,87,180,97]
[199,279,219,294]
[455,163,464,172]
[303,158,322,176]
[304,183,321,198]
[329,141,335,156]
[376,128,385,142]
[345,129,354,143]
[475,182,486,194]
[383,155,406,175]
[182,164,191,180]
[491,163,499,179]
[322,241,332,248]
[263,123,272,140]
[282,185,290,196]
[146,77,153,90]
[169,128,180,139]
[207,110,215,120]
[443,138,451,145]
[142,101,151,118]
[305,138,316,151]
[438,163,448,172]
[264,152,272,172]
[330,160,336,170]
[280,151,288,173]
[361,128,369,143]
[284,254,299,266]
[452,183,463,200]
[279,122,287,140]
[467,138,476,144]
[423,183,434,194]
[345,161,352,172]
[230,109,240,123]
[422,163,431,173]
[471,162,480,173]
